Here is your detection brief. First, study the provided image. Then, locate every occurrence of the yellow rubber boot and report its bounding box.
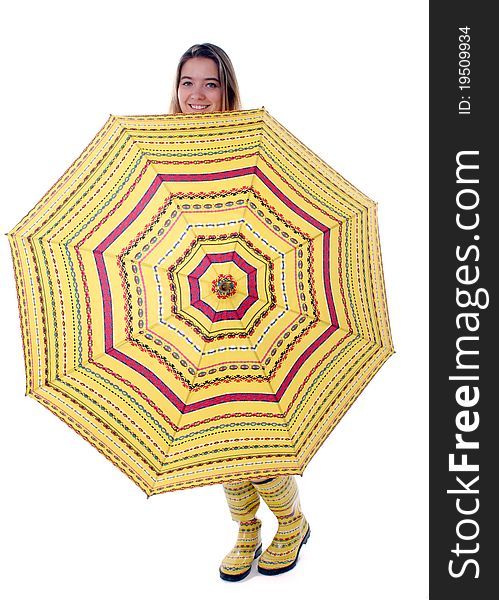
[253,476,310,575]
[219,481,262,581]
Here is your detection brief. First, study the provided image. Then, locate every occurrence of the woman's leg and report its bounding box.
[252,476,310,575]
[219,481,263,581]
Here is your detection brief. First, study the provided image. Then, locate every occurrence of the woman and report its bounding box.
[170,43,310,581]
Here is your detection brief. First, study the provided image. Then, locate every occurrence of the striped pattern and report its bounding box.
[8,109,393,495]
[253,476,300,518]
[253,476,309,574]
[219,518,262,580]
[220,481,262,580]
[223,481,260,521]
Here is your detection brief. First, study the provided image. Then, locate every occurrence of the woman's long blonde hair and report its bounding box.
[169,43,241,114]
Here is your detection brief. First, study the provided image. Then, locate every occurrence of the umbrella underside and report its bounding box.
[9,109,393,495]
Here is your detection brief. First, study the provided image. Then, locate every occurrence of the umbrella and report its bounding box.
[8,108,393,496]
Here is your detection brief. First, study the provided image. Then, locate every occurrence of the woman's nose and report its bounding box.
[190,85,206,99]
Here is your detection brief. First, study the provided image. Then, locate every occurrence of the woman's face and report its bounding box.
[177,57,223,113]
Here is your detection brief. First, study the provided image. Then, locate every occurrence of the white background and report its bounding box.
[0,1,428,598]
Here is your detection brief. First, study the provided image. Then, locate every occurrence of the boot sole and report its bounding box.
[219,544,262,582]
[257,526,311,576]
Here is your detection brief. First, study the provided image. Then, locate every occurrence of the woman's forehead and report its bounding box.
[180,57,219,79]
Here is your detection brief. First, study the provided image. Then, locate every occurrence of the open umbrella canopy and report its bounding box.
[9,108,393,495]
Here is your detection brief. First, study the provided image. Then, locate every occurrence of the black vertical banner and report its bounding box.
[430,4,496,599]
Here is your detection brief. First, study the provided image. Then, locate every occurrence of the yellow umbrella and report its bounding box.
[9,108,393,496]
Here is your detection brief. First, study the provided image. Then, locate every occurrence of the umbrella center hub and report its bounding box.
[212,274,237,299]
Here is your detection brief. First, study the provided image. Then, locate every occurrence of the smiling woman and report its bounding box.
[169,43,241,113]
[178,57,223,113]
[167,43,310,583]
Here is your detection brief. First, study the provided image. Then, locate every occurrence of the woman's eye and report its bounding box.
[206,82,217,88]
